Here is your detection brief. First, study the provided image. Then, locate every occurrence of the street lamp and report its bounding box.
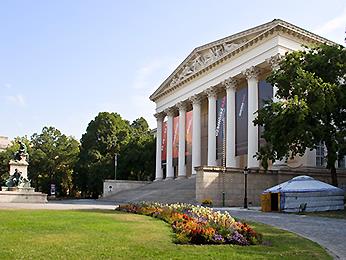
[243,166,249,209]
[114,153,118,180]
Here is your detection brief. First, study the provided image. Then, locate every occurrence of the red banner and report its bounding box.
[173,116,179,158]
[186,111,192,156]
[161,121,167,161]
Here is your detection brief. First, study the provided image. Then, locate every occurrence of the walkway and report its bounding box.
[217,207,346,260]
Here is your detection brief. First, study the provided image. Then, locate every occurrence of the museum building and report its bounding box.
[150,19,337,181]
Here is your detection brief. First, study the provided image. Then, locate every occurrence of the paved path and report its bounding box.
[216,207,346,260]
[0,199,117,210]
[1,201,345,259]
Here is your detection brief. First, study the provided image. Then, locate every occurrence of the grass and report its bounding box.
[298,209,346,219]
[0,209,332,260]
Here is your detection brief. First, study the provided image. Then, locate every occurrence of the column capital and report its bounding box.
[223,77,238,90]
[205,87,218,98]
[243,66,260,80]
[189,94,203,105]
[154,112,165,120]
[176,101,188,112]
[164,107,176,117]
[266,54,282,70]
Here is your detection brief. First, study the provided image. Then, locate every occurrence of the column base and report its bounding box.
[154,178,163,182]
[164,177,174,181]
[176,176,187,180]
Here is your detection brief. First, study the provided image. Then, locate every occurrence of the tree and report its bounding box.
[74,112,131,198]
[254,44,346,186]
[29,127,79,196]
[117,117,155,181]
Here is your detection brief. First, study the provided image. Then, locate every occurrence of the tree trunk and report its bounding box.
[325,141,338,187]
[330,166,338,187]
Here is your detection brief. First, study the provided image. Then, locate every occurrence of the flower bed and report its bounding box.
[116,202,262,246]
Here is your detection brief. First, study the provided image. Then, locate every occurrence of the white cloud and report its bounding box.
[314,8,346,36]
[4,83,12,89]
[5,94,26,107]
[132,57,180,92]
[133,60,164,90]
[128,57,180,128]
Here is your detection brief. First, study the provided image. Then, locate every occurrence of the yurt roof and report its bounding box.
[263,176,344,193]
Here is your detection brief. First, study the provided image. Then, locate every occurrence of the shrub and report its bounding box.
[201,198,213,206]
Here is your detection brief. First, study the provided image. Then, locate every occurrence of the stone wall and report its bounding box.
[196,166,346,206]
[103,180,152,198]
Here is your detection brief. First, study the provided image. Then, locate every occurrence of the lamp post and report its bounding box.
[243,166,249,209]
[114,153,118,180]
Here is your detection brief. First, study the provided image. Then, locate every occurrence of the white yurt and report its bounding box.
[262,176,345,212]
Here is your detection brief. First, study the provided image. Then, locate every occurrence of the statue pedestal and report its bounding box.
[9,159,29,179]
[0,186,47,203]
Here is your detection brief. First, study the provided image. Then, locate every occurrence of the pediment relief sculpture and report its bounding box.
[169,39,248,87]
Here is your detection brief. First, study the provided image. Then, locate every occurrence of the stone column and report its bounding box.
[154,112,164,181]
[266,54,287,168]
[205,87,217,166]
[165,107,175,179]
[243,66,260,168]
[177,101,187,178]
[190,94,202,175]
[223,78,237,167]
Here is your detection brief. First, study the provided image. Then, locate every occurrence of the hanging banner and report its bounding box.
[185,111,193,156]
[173,116,179,158]
[161,121,167,162]
[236,87,248,155]
[216,96,226,160]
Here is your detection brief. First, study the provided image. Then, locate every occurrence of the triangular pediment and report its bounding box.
[150,19,333,102]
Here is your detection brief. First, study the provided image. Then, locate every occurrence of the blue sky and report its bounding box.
[1,0,345,140]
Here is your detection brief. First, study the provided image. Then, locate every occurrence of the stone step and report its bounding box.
[101,176,196,204]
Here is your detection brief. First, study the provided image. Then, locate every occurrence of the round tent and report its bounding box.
[262,176,345,212]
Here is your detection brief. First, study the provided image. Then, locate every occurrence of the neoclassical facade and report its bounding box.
[150,19,334,181]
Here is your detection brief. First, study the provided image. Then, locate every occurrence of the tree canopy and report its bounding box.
[29,126,80,196]
[254,44,346,186]
[0,113,155,197]
[74,112,130,198]
[0,128,79,196]
[74,113,155,198]
[117,117,155,181]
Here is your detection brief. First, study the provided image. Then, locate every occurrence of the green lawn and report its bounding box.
[0,209,331,259]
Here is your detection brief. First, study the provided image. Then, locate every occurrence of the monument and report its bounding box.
[0,141,47,203]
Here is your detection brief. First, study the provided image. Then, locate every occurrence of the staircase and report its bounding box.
[101,176,197,204]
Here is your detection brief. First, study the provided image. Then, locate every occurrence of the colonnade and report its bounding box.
[154,66,262,180]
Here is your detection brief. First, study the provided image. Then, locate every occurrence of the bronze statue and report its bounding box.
[6,169,21,187]
[5,168,31,188]
[13,141,28,161]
